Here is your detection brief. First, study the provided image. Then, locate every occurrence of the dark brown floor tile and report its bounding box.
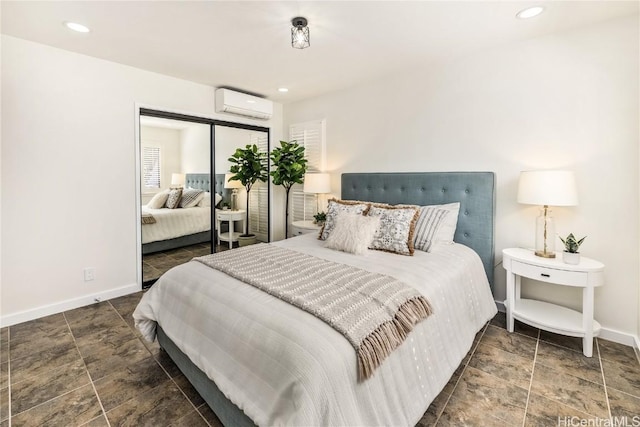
[481,324,537,358]
[10,384,102,427]
[536,341,603,384]
[10,323,75,361]
[156,348,183,378]
[601,358,640,398]
[608,387,640,418]
[10,342,82,384]
[0,363,6,390]
[75,323,138,358]
[0,328,7,364]
[0,387,8,422]
[173,373,205,407]
[84,337,151,382]
[11,358,89,415]
[66,305,125,339]
[417,382,454,426]
[197,404,224,427]
[0,419,7,427]
[81,414,110,426]
[531,363,608,418]
[489,312,539,338]
[94,355,169,412]
[468,342,533,389]
[9,313,67,342]
[109,292,144,320]
[105,379,192,426]
[598,339,639,366]
[169,409,209,427]
[524,392,594,427]
[540,330,586,353]
[442,366,527,425]
[490,311,506,328]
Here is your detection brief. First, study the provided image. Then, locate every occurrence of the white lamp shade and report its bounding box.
[171,173,185,186]
[224,173,243,189]
[303,173,331,194]
[517,170,578,206]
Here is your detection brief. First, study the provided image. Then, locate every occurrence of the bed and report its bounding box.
[142,173,229,254]
[134,171,498,426]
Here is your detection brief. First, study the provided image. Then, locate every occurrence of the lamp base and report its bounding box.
[534,250,556,258]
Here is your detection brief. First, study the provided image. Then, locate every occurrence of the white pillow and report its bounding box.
[147,190,170,209]
[179,188,205,208]
[413,206,449,252]
[433,202,460,243]
[324,213,380,255]
[198,192,223,208]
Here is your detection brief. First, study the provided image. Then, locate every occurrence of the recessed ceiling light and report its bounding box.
[516,6,544,19]
[64,21,90,33]
[278,88,289,93]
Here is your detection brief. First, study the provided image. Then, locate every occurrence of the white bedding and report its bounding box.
[141,205,211,244]
[134,233,497,426]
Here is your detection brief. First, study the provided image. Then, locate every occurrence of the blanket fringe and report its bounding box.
[357,296,433,381]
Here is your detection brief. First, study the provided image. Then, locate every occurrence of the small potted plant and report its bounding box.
[559,233,586,265]
[313,211,326,225]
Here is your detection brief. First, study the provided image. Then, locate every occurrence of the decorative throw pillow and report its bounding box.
[432,202,460,244]
[319,199,370,240]
[413,206,449,252]
[324,213,381,255]
[147,189,170,209]
[180,188,205,208]
[214,193,223,207]
[165,188,182,209]
[197,192,223,208]
[366,204,419,255]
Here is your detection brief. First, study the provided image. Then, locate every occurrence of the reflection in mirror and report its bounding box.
[214,125,269,249]
[140,116,212,284]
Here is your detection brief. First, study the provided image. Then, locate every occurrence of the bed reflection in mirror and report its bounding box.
[140,116,213,284]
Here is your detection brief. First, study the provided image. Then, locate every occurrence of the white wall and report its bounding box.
[140,125,182,203]
[284,16,639,340]
[180,124,210,174]
[0,35,283,325]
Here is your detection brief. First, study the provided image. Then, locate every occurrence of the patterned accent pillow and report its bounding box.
[366,204,419,256]
[413,206,449,252]
[324,213,381,255]
[319,199,370,240]
[180,188,205,208]
[165,188,182,209]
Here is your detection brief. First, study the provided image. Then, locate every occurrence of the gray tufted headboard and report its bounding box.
[341,172,496,287]
[185,173,230,206]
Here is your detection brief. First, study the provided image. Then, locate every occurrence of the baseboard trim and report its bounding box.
[1,283,141,327]
[493,299,638,349]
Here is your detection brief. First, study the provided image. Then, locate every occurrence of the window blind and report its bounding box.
[142,146,161,189]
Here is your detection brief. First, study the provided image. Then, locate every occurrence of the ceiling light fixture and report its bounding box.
[64,21,90,33]
[278,88,289,93]
[291,17,310,49]
[516,6,544,19]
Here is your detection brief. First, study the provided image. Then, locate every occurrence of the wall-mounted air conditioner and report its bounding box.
[215,88,273,120]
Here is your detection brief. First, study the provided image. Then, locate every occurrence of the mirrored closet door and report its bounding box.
[138,109,270,287]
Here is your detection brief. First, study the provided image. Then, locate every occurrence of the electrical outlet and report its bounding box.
[84,267,95,282]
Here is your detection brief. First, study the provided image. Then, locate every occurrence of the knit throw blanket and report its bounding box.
[194,244,433,381]
[141,212,156,224]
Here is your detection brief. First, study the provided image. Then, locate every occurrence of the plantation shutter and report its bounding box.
[142,146,161,189]
[250,132,269,242]
[289,120,326,224]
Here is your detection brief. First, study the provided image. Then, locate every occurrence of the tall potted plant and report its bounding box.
[270,140,308,238]
[228,144,268,246]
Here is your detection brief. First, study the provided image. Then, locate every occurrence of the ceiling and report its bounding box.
[2,1,637,104]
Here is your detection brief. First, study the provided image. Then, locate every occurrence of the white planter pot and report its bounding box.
[563,251,580,265]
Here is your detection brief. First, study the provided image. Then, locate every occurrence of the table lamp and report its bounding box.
[224,173,243,211]
[303,173,331,214]
[171,173,185,188]
[517,170,578,258]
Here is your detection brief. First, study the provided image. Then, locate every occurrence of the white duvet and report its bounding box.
[141,205,211,244]
[134,233,497,426]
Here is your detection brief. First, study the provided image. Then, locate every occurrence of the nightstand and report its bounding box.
[502,248,605,357]
[217,209,246,249]
[290,220,321,237]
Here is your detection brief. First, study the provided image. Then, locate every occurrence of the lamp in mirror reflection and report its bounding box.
[291,17,310,49]
[224,173,243,211]
[517,170,578,258]
[303,173,331,214]
[171,173,185,188]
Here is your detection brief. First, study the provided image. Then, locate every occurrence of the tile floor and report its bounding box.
[142,243,227,283]
[1,295,639,426]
